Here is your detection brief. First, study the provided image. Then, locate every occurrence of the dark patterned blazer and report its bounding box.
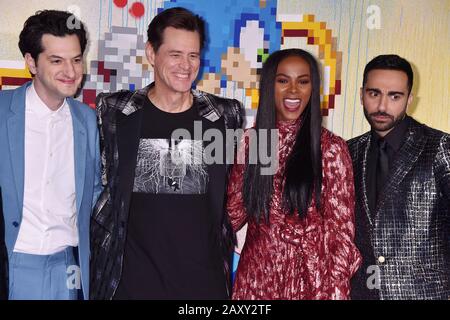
[90,83,244,299]
[348,117,450,300]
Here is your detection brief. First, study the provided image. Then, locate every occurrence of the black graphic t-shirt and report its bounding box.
[114,97,227,300]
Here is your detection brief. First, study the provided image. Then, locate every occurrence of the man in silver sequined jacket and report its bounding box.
[348,54,450,300]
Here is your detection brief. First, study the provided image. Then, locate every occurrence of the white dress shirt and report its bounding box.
[14,83,78,255]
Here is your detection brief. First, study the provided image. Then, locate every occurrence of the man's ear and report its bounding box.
[406,92,414,111]
[360,87,364,105]
[24,53,37,76]
[145,42,155,67]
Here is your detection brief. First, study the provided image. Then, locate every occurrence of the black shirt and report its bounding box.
[353,116,411,300]
[114,98,227,300]
[366,115,411,214]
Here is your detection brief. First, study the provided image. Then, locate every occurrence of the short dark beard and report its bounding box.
[363,106,406,134]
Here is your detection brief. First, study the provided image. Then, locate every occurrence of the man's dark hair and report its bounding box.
[363,54,414,94]
[18,10,87,61]
[147,7,206,52]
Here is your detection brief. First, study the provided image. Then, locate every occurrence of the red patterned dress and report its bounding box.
[227,120,362,299]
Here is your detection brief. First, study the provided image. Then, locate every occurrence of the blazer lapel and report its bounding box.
[193,90,221,123]
[117,108,143,206]
[202,116,227,225]
[6,84,29,213]
[69,101,87,214]
[358,135,373,225]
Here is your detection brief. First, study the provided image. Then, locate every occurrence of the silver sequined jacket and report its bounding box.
[348,117,450,300]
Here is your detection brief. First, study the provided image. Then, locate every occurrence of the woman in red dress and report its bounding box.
[227,49,361,299]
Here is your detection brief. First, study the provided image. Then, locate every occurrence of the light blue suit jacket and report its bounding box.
[0,82,101,299]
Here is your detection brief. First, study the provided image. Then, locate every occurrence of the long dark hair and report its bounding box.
[243,48,323,222]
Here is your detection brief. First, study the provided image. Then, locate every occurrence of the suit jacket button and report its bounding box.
[12,221,19,227]
[378,256,386,264]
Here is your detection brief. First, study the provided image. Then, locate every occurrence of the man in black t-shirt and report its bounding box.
[90,7,244,299]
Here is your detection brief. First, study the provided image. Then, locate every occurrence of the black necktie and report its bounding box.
[376,139,389,202]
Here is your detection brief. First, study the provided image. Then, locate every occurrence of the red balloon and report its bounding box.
[113,0,128,8]
[129,2,145,18]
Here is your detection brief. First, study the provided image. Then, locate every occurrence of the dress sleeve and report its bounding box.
[226,133,249,232]
[321,135,362,299]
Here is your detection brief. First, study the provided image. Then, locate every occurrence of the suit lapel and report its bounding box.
[69,100,87,214]
[117,108,143,206]
[193,91,226,222]
[193,90,221,123]
[203,116,227,225]
[6,84,29,213]
[357,135,373,225]
[376,120,427,213]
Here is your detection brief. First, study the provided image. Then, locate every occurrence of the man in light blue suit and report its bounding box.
[0,10,101,300]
